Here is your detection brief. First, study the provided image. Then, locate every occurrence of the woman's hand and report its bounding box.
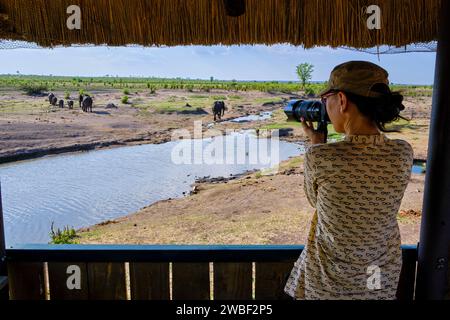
[301,117,326,144]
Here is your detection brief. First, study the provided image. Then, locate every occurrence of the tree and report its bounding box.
[296,63,314,89]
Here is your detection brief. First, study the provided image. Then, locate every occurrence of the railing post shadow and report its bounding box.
[0,182,9,299]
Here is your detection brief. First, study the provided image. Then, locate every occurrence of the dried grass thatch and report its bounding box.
[0,0,442,48]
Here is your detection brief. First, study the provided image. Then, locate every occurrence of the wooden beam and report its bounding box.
[172,262,210,300]
[47,262,89,300]
[214,262,252,300]
[129,262,170,300]
[7,262,45,300]
[416,0,450,300]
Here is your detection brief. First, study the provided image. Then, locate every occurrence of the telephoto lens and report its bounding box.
[284,100,329,123]
[284,99,330,143]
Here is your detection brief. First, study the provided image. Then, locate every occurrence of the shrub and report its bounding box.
[64,91,71,100]
[21,84,48,96]
[304,86,316,97]
[121,95,129,104]
[49,222,79,244]
[123,88,130,95]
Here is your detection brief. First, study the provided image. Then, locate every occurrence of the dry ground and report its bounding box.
[0,88,430,244]
[78,157,424,245]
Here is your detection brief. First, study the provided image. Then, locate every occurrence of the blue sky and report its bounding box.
[0,45,436,85]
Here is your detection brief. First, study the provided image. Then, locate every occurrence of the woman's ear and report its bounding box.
[338,92,348,114]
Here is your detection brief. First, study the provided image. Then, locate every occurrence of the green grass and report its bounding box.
[385,118,427,131]
[189,95,209,99]
[136,96,217,115]
[281,156,304,170]
[0,100,50,114]
[212,95,227,100]
[260,122,301,130]
[253,98,285,105]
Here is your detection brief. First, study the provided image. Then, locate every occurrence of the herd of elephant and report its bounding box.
[47,94,225,118]
[47,93,93,112]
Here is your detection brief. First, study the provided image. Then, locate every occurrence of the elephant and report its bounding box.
[48,93,55,104]
[58,99,64,108]
[79,94,83,108]
[51,96,58,106]
[82,96,93,112]
[67,100,74,109]
[212,100,226,121]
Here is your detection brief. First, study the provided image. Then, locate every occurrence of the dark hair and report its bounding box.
[342,83,407,132]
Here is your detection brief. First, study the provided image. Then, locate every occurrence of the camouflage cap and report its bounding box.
[320,61,390,98]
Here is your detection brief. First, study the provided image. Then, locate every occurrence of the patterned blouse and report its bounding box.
[284,134,414,300]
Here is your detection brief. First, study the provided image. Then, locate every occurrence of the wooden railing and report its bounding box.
[0,244,417,300]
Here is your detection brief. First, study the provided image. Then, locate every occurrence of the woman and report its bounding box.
[284,61,414,300]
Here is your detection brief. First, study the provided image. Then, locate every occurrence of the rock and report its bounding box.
[282,168,297,175]
[278,128,294,137]
[106,103,118,109]
[190,186,199,195]
[177,108,208,115]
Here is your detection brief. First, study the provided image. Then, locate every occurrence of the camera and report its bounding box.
[284,100,330,142]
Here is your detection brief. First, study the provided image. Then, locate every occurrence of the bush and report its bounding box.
[64,91,71,100]
[21,84,48,96]
[121,95,129,104]
[304,86,316,97]
[49,222,79,244]
[123,88,130,95]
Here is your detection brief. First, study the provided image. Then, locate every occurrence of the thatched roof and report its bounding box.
[0,0,442,48]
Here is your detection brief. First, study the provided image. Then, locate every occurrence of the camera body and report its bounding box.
[284,100,330,142]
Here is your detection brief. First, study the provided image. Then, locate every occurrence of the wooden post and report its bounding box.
[415,0,450,300]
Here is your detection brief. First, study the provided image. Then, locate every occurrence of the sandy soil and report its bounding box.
[78,156,424,245]
[0,88,430,245]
